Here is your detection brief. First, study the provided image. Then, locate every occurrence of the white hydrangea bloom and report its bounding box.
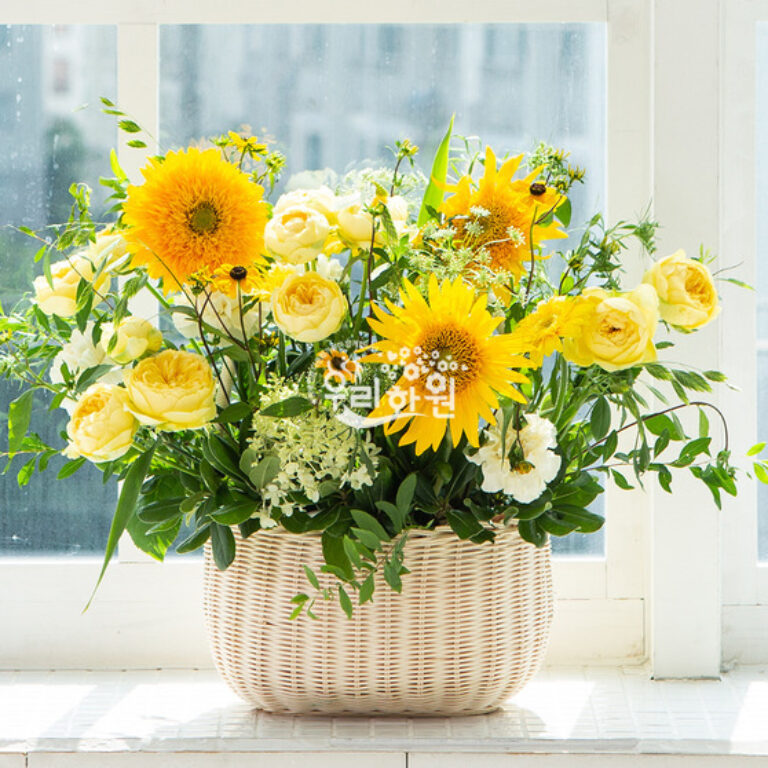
[172,290,262,341]
[248,381,380,520]
[470,413,561,504]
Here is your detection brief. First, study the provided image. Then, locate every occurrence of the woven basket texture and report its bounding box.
[203,524,553,715]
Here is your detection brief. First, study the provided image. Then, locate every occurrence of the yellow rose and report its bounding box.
[90,230,131,269]
[563,285,659,371]
[124,350,216,431]
[64,384,138,463]
[108,316,163,364]
[272,272,347,342]
[33,254,111,317]
[642,249,720,329]
[273,186,339,224]
[336,194,408,249]
[265,205,330,265]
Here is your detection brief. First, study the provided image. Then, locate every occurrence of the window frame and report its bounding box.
[0,0,674,670]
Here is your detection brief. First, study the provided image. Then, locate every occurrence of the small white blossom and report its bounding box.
[506,226,526,246]
[464,220,484,237]
[470,205,490,218]
[470,413,561,504]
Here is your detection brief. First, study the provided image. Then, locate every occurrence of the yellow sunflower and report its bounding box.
[122,148,268,291]
[440,146,568,279]
[363,276,529,455]
[508,295,597,368]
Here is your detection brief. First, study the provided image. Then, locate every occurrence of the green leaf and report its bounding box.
[351,526,381,550]
[248,454,280,489]
[118,119,142,133]
[342,536,363,569]
[215,401,253,424]
[126,514,180,562]
[703,370,728,382]
[175,524,211,553]
[555,197,572,227]
[259,396,313,418]
[85,442,156,611]
[210,504,254,526]
[210,524,236,570]
[57,457,86,479]
[126,139,147,148]
[754,462,768,485]
[350,509,390,542]
[8,389,35,455]
[417,114,454,226]
[338,585,353,619]
[17,456,37,487]
[304,564,321,591]
[601,430,618,461]
[748,442,766,457]
[552,505,605,533]
[375,500,405,530]
[321,532,353,580]
[396,473,417,518]
[517,519,547,547]
[359,573,375,604]
[445,509,483,540]
[611,468,634,490]
[590,397,611,440]
[698,408,710,438]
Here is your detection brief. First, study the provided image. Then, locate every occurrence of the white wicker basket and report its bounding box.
[203,524,553,715]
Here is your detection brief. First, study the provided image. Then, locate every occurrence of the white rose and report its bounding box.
[315,253,344,282]
[265,205,330,265]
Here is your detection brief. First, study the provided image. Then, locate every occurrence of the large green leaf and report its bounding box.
[85,441,157,610]
[417,115,454,226]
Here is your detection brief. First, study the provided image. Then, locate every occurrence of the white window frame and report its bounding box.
[9,0,747,673]
[719,0,768,666]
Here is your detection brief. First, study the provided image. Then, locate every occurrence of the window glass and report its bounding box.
[0,25,117,555]
[159,22,607,556]
[756,24,768,562]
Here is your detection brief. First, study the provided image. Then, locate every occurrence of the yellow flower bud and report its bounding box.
[108,317,163,365]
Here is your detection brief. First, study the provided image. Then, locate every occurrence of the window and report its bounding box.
[0,24,117,556]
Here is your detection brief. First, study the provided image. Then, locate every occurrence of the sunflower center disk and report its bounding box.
[186,201,220,236]
[415,325,480,395]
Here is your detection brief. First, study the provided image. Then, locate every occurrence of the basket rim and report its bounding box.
[238,520,521,542]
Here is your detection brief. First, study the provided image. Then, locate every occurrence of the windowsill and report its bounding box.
[1,667,767,766]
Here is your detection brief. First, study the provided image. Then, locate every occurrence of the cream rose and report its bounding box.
[265,205,330,265]
[172,290,263,340]
[64,384,138,463]
[336,194,408,249]
[33,254,111,317]
[124,350,216,431]
[108,316,163,364]
[642,249,720,329]
[273,186,339,223]
[272,272,347,342]
[563,285,659,372]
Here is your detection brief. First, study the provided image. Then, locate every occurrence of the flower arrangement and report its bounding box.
[0,110,759,616]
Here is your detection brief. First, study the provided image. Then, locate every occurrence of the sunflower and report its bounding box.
[363,276,529,455]
[440,146,568,279]
[509,295,597,367]
[316,349,358,383]
[122,148,268,291]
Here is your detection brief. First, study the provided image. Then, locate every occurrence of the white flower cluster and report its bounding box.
[470,413,561,504]
[248,382,380,522]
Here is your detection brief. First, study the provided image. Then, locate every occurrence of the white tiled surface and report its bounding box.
[1,667,767,763]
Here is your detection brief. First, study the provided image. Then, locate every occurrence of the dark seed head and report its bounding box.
[529,182,546,196]
[229,266,248,281]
